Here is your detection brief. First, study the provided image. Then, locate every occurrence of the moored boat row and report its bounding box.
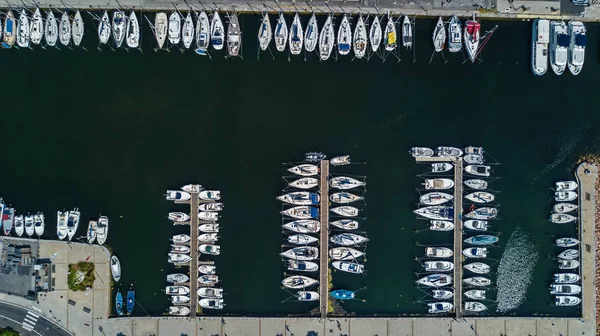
[533,19,586,76]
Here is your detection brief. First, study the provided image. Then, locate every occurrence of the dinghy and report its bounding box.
[112,11,126,47]
[555,296,581,306]
[286,260,318,272]
[199,298,224,309]
[464,14,480,63]
[464,289,486,300]
[550,21,568,75]
[330,206,359,217]
[330,289,355,300]
[330,233,369,246]
[171,245,190,254]
[424,261,454,272]
[59,12,71,46]
[34,212,44,237]
[282,220,320,233]
[116,290,124,316]
[553,203,578,214]
[30,8,43,45]
[166,286,190,295]
[464,179,488,190]
[168,212,190,222]
[464,220,488,231]
[556,237,579,248]
[464,262,490,274]
[431,163,452,173]
[66,209,80,241]
[464,154,484,164]
[555,191,577,202]
[437,146,463,157]
[289,177,319,189]
[353,15,367,58]
[198,265,216,275]
[464,302,487,312]
[288,164,319,176]
[280,206,319,219]
[464,207,498,220]
[72,10,84,46]
[87,220,97,244]
[554,273,580,284]
[199,244,220,255]
[111,255,121,282]
[257,12,271,51]
[370,16,382,52]
[331,155,351,166]
[3,10,16,48]
[329,247,364,260]
[199,190,220,200]
[330,192,363,204]
[166,190,191,201]
[416,274,452,287]
[154,12,167,49]
[423,179,454,190]
[298,291,319,301]
[198,287,223,298]
[24,215,34,237]
[2,208,14,236]
[414,206,454,220]
[289,13,303,55]
[549,284,581,295]
[402,15,412,48]
[304,13,318,52]
[332,261,364,274]
[432,17,445,52]
[226,14,241,57]
[319,15,334,61]
[13,215,23,236]
[195,11,210,55]
[274,12,287,52]
[558,259,579,269]
[16,10,30,48]
[171,295,190,304]
[427,302,453,314]
[168,253,192,264]
[432,290,453,299]
[210,11,224,50]
[420,192,453,205]
[168,306,190,316]
[410,147,434,158]
[430,220,454,231]
[465,165,490,177]
[198,212,219,221]
[384,15,397,51]
[172,234,191,243]
[463,247,487,258]
[98,11,111,44]
[167,273,189,284]
[198,233,218,242]
[464,235,498,246]
[277,192,320,205]
[168,12,181,45]
[550,213,577,224]
[126,11,140,48]
[198,203,223,212]
[330,219,359,230]
[96,215,109,244]
[330,176,365,190]
[558,249,578,260]
[280,246,319,261]
[425,247,453,258]
[448,15,461,52]
[287,234,318,245]
[282,275,318,289]
[337,15,352,56]
[181,12,194,49]
[567,21,586,76]
[465,192,495,204]
[463,277,491,287]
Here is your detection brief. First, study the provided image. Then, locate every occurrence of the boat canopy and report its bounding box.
[557,34,569,47]
[339,43,350,52]
[575,34,587,46]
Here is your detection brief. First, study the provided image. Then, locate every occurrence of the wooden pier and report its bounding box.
[189,192,199,317]
[319,160,330,318]
[453,158,463,319]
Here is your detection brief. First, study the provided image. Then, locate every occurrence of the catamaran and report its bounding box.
[98,11,111,44]
[211,11,224,50]
[370,16,382,52]
[531,19,550,76]
[30,8,43,45]
[567,21,586,75]
[3,11,16,48]
[289,13,303,55]
[72,10,84,46]
[448,15,461,52]
[33,212,44,237]
[195,11,210,55]
[168,12,181,45]
[384,15,397,51]
[402,15,412,48]
[353,15,367,58]
[182,12,194,49]
[154,12,167,49]
[274,12,287,52]
[126,11,140,48]
[257,12,271,51]
[59,12,71,46]
[16,10,30,48]
[56,211,68,240]
[66,208,81,241]
[464,14,480,63]
[337,15,352,56]
[550,21,568,75]
[319,15,334,61]
[304,13,318,52]
[432,16,445,52]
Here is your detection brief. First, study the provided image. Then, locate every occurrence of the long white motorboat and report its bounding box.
[555,296,581,306]
[337,15,352,56]
[281,206,318,219]
[282,275,318,289]
[423,179,454,190]
[280,246,319,261]
[464,14,480,63]
[289,177,318,189]
[556,237,579,247]
[173,245,191,254]
[432,16,445,52]
[550,213,576,224]
[319,15,334,61]
[430,220,454,231]
[199,244,220,255]
[384,15,397,51]
[172,234,191,243]
[550,21,568,75]
[465,192,495,204]
[257,12,271,51]
[464,179,488,190]
[463,247,487,259]
[166,286,190,295]
[558,249,578,260]
[464,207,498,220]
[330,233,369,246]
[549,284,581,295]
[166,190,191,201]
[277,192,320,205]
[98,11,111,44]
[465,302,487,312]
[288,164,319,176]
[332,261,364,274]
[416,274,452,287]
[464,262,490,274]
[182,12,194,49]
[553,273,580,284]
[59,12,71,46]
[298,291,319,302]
[168,12,181,45]
[96,215,109,244]
[286,260,318,272]
[211,11,224,50]
[168,306,190,316]
[289,13,303,55]
[556,181,578,191]
[171,295,190,305]
[425,247,453,258]
[465,165,490,177]
[330,206,359,217]
[30,8,43,45]
[402,15,412,48]
[420,192,453,205]
[34,212,44,237]
[330,219,359,230]
[3,10,16,48]
[198,203,223,212]
[199,298,224,309]
[329,247,364,260]
[87,220,97,243]
[14,215,23,237]
[199,190,220,201]
[198,233,218,243]
[167,273,189,284]
[66,209,80,241]
[428,302,453,313]
[437,146,463,157]
[370,16,382,52]
[464,289,486,300]
[168,212,190,222]
[168,253,192,264]
[432,290,453,299]
[448,15,461,52]
[424,261,454,272]
[195,11,210,55]
[126,11,140,48]
[198,287,223,298]
[410,147,434,158]
[432,163,453,173]
[330,176,365,190]
[111,255,121,282]
[154,12,167,49]
[555,191,577,202]
[330,192,363,204]
[463,276,491,287]
[274,12,287,52]
[282,220,320,233]
[24,215,34,237]
[567,21,586,75]
[227,14,243,57]
[531,19,550,76]
[72,10,84,46]
[464,219,488,231]
[414,206,453,220]
[198,211,219,221]
[16,10,30,48]
[112,11,126,48]
[304,13,318,52]
[353,15,367,58]
[558,259,579,269]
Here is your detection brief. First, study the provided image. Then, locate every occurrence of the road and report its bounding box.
[0,301,72,336]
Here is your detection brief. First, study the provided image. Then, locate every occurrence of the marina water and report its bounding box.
[0,15,597,317]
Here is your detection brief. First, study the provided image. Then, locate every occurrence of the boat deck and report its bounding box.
[319,160,330,318]
[453,158,463,319]
[414,156,453,163]
[189,192,199,317]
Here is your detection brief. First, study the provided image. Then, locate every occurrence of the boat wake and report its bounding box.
[496,227,539,313]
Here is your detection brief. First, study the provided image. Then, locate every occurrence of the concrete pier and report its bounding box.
[453,158,464,318]
[319,160,330,319]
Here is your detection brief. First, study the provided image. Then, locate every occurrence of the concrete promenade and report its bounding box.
[452,157,463,319]
[319,159,329,319]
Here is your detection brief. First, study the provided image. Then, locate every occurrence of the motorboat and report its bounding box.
[72,10,84,46]
[556,237,579,247]
[116,290,124,316]
[464,154,484,164]
[280,206,319,219]
[331,155,351,166]
[424,261,454,272]
[198,212,219,221]
[465,146,484,155]
[550,21,568,75]
[282,275,318,289]
[448,15,461,52]
[172,234,191,243]
[464,207,498,220]
[410,147,434,158]
[464,14,480,63]
[464,235,499,246]
[198,275,219,285]
[550,213,577,224]
[168,253,192,264]
[432,290,453,300]
[337,15,352,56]
[402,15,412,48]
[329,247,364,260]
[353,15,367,58]
[554,273,580,284]
[111,255,121,282]
[287,234,318,245]
[168,212,190,222]
[553,203,578,214]
[298,291,319,301]
[96,216,109,244]
[330,206,359,217]
[416,274,452,287]
[330,233,369,246]
[66,209,81,241]
[87,220,97,244]
[198,265,216,275]
[126,10,140,48]
[30,8,43,45]
[330,289,355,300]
[556,181,578,191]
[318,15,334,61]
[280,246,319,261]
[24,215,34,237]
[199,298,224,309]
[304,13,318,52]
[198,233,218,242]
[370,16,382,52]
[558,259,579,269]
[465,192,495,204]
[330,192,363,204]
[432,16,445,52]
[199,190,220,200]
[167,273,189,284]
[282,220,320,233]
[274,12,287,52]
[384,15,397,51]
[531,19,550,76]
[154,12,167,49]
[288,164,319,176]
[558,249,578,260]
[112,10,126,48]
[166,190,191,201]
[2,208,14,236]
[464,220,488,231]
[126,285,135,314]
[277,192,320,205]
[464,262,490,274]
[98,11,111,44]
[332,261,364,274]
[34,212,44,237]
[171,295,190,305]
[285,260,318,272]
[555,191,577,202]
[14,215,23,237]
[549,284,581,295]
[423,179,454,190]
[289,177,319,189]
[464,289,486,300]
[16,10,30,48]
[430,220,454,231]
[330,176,365,190]
[419,192,453,205]
[413,206,453,220]
[465,165,490,177]
[463,247,487,258]
[59,12,71,46]
[464,179,488,190]
[289,13,303,55]
[567,21,586,75]
[195,11,210,55]
[168,12,181,45]
[171,245,190,254]
[199,244,220,255]
[2,10,16,48]
[427,302,453,314]
[464,302,487,312]
[555,296,581,306]
[425,247,453,258]
[257,12,271,51]
[437,146,463,157]
[463,277,491,287]
[198,287,223,298]
[181,12,194,49]
[198,203,223,212]
[166,286,190,295]
[431,163,452,173]
[210,11,224,50]
[168,306,190,316]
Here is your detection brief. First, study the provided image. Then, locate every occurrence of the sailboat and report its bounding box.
[464,14,480,63]
[370,16,382,52]
[211,11,224,50]
[337,15,352,56]
[464,262,490,274]
[553,203,578,214]
[24,215,34,237]
[116,290,124,316]
[126,11,140,48]
[448,15,461,52]
[126,284,135,315]
[274,12,287,52]
[304,13,318,52]
[413,206,453,221]
[56,211,67,240]
[463,277,491,287]
[558,249,578,260]
[287,234,318,245]
[419,192,453,205]
[2,11,16,48]
[330,192,363,204]
[96,215,109,244]
[154,12,167,49]
[14,215,23,237]
[556,237,579,248]
[464,179,488,190]
[87,220,97,244]
[16,10,30,48]
[30,8,43,45]
[281,220,320,233]
[195,11,210,55]
[289,13,303,55]
[98,11,111,44]
[257,12,271,51]
[280,206,319,220]
[402,15,412,48]
[289,177,318,189]
[182,12,194,49]
[567,21,586,75]
[66,208,81,241]
[282,275,318,289]
[330,233,369,246]
[71,10,84,47]
[464,207,498,220]
[167,273,189,284]
[168,12,181,45]
[353,15,367,58]
[464,192,495,204]
[329,247,364,260]
[227,14,242,57]
[330,176,365,190]
[280,246,319,261]
[277,192,320,205]
[34,212,44,237]
[319,15,334,61]
[330,219,359,230]
[416,274,452,287]
[550,21,568,75]
[432,16,445,52]
[330,206,359,217]
[384,15,397,51]
[111,11,125,47]
[59,12,71,46]
[464,235,499,245]
[550,213,577,224]
[531,19,550,76]
[46,11,60,47]
[288,164,319,176]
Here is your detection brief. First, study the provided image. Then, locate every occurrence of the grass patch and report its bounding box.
[0,327,19,336]
[67,262,96,291]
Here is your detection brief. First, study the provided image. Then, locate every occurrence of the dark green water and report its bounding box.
[1,14,598,317]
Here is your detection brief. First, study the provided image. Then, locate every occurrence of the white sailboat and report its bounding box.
[414,206,453,221]
[45,11,59,47]
[464,207,498,220]
[87,220,97,244]
[465,192,495,204]
[280,246,319,260]
[550,213,577,224]
[30,8,43,45]
[281,206,318,220]
[98,11,111,45]
[432,16,445,52]
[567,21,586,76]
[288,164,319,176]
[112,11,126,48]
[71,10,84,47]
[330,192,363,204]
[464,262,490,274]
[16,10,30,48]
[34,212,44,237]
[287,234,318,245]
[330,219,359,230]
[353,15,367,58]
[558,249,578,260]
[329,247,364,260]
[319,15,334,61]
[330,206,359,217]
[384,15,397,51]
[210,11,224,50]
[463,277,491,287]
[126,11,140,48]
[66,209,81,241]
[168,12,181,45]
[277,192,320,206]
[370,16,382,52]
[96,215,109,244]
[289,13,303,55]
[286,260,318,272]
[464,179,488,190]
[3,11,16,48]
[416,274,452,287]
[195,11,210,55]
[257,12,271,51]
[464,14,480,63]
[419,192,453,205]
[274,12,287,52]
[330,176,365,190]
[531,19,550,76]
[464,289,486,300]
[448,15,461,52]
[304,13,318,52]
[167,273,189,284]
[24,215,34,237]
[550,21,568,75]
[281,220,320,233]
[330,233,369,246]
[289,177,318,189]
[282,275,318,289]
[182,12,194,49]
[154,12,168,49]
[337,15,352,56]
[59,12,71,46]
[553,203,578,214]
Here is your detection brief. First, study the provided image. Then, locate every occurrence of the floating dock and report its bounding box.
[319,160,330,318]
[189,192,199,317]
[453,158,463,319]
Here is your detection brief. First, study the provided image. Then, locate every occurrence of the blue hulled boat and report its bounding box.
[464,235,499,246]
[126,284,135,315]
[115,290,124,316]
[330,289,355,300]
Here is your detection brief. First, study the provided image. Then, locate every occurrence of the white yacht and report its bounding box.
[353,15,367,58]
[59,12,71,46]
[428,302,453,313]
[448,15,461,52]
[550,21,568,75]
[30,8,43,45]
[112,11,126,48]
[66,209,81,241]
[181,12,194,49]
[274,12,287,52]
[531,19,550,76]
[154,12,168,49]
[96,216,109,244]
[14,215,24,236]
[33,212,45,237]
[258,12,271,51]
[195,11,210,55]
[289,13,303,55]
[337,15,352,56]
[304,13,318,52]
[71,10,84,46]
[168,12,181,45]
[24,214,34,237]
[402,15,412,48]
[16,10,30,48]
[464,14,480,63]
[370,16,382,52]
[210,11,224,50]
[319,15,334,61]
[568,21,586,75]
[126,11,140,48]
